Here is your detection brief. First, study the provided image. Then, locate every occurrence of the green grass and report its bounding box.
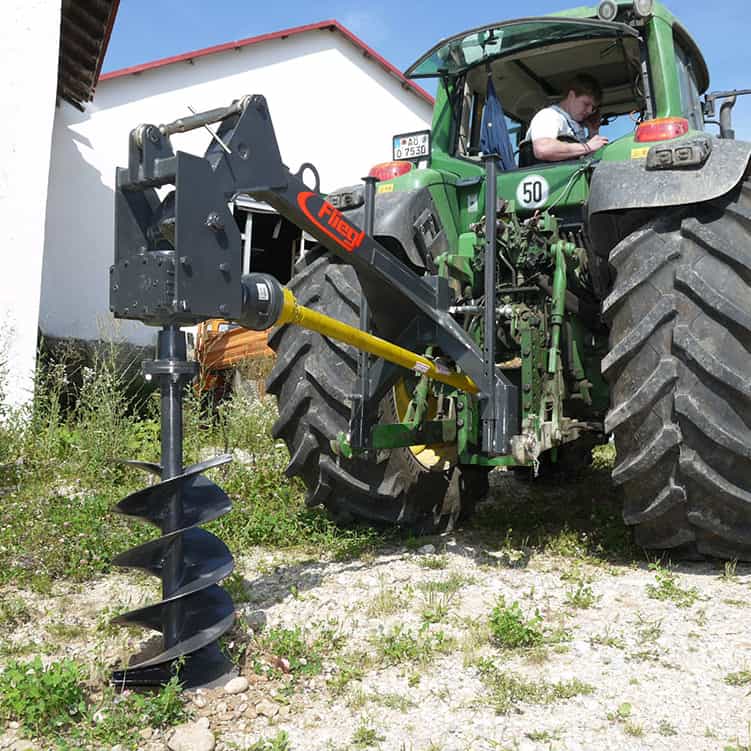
[0,345,385,590]
[0,656,187,747]
[0,594,31,627]
[0,656,86,735]
[255,624,343,679]
[475,658,593,714]
[725,670,751,687]
[417,575,468,623]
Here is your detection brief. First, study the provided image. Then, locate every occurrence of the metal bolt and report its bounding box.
[219,263,230,273]
[456,401,464,412]
[180,256,190,265]
[179,300,189,311]
[218,304,228,315]
[206,212,224,232]
[523,384,531,393]
[113,283,119,291]
[146,125,160,143]
[522,349,531,357]
[456,419,464,429]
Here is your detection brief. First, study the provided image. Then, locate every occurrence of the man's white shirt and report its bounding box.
[526,105,587,143]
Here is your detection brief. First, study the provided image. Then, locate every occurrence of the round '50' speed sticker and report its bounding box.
[516,175,550,209]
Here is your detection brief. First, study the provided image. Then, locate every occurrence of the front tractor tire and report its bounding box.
[266,248,487,533]
[603,178,751,559]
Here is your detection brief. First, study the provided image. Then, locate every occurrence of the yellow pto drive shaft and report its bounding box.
[240,273,479,395]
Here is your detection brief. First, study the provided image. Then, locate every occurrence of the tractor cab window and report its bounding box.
[446,23,645,165]
[675,39,704,131]
[407,16,646,166]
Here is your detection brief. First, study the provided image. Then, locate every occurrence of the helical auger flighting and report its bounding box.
[110,326,235,688]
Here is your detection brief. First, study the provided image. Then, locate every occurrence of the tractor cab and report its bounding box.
[403,5,709,218]
[407,16,644,167]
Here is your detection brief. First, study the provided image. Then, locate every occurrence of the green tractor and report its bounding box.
[266,1,751,559]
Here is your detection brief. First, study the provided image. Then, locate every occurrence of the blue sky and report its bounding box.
[103,0,750,140]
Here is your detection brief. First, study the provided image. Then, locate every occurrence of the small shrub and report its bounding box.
[488,597,543,648]
[416,555,448,570]
[0,657,86,735]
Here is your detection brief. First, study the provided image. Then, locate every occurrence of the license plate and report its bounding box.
[392,130,431,161]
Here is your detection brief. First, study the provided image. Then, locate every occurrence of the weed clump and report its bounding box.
[488,597,543,648]
[373,624,454,666]
[476,658,593,714]
[646,564,700,608]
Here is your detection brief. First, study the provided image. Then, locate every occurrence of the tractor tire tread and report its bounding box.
[603,177,751,559]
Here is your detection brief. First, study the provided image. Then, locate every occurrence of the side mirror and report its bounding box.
[703,89,751,140]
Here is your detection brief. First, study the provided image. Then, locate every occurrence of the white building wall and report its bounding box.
[0,0,62,407]
[41,31,433,347]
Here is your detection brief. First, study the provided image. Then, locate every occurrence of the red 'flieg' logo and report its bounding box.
[297,191,365,253]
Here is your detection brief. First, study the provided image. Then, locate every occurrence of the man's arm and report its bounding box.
[533,135,608,162]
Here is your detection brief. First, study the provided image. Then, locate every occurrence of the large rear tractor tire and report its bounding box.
[266,248,488,533]
[603,178,751,559]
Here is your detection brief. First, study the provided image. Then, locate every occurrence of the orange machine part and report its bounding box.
[195,319,275,392]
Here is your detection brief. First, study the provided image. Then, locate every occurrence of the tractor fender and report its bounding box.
[587,137,751,219]
[329,186,448,270]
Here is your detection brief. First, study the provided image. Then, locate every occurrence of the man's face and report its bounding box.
[567,92,598,122]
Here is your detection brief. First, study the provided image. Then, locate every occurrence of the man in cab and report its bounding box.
[520,74,609,164]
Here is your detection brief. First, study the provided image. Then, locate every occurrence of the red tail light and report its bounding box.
[368,161,413,181]
[635,117,690,143]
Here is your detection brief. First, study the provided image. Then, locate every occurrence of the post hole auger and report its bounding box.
[109,94,519,686]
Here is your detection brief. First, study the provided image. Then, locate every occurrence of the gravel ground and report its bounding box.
[1,474,750,751]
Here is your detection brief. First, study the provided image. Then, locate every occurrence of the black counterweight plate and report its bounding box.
[112,527,234,599]
[112,585,235,669]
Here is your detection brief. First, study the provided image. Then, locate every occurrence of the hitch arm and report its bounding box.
[240,273,479,394]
